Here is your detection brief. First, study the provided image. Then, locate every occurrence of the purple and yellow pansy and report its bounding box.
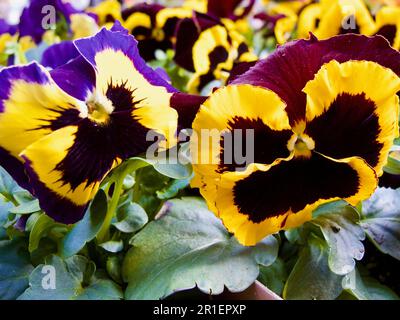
[0,24,187,224]
[191,34,400,245]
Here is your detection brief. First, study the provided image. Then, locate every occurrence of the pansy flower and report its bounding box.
[297,2,322,39]
[19,0,79,43]
[191,34,400,245]
[314,0,376,39]
[373,6,400,50]
[0,19,36,67]
[87,0,122,29]
[174,12,257,94]
[121,3,192,61]
[255,4,298,44]
[255,0,313,44]
[0,24,193,224]
[70,12,100,39]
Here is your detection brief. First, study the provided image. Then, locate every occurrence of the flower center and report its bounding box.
[288,133,315,158]
[85,92,114,124]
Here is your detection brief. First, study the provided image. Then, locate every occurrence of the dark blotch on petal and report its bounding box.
[37,107,82,131]
[55,112,152,190]
[219,117,292,173]
[305,93,382,168]
[22,157,88,224]
[209,46,229,71]
[379,172,400,189]
[233,153,360,223]
[376,25,397,46]
[0,147,31,192]
[106,80,141,112]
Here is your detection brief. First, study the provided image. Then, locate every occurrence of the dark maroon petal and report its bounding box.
[138,38,172,62]
[227,61,258,84]
[174,18,199,71]
[174,12,223,71]
[122,3,164,22]
[208,0,255,21]
[171,92,208,129]
[232,34,400,125]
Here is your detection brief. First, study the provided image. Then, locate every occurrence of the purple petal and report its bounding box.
[74,27,177,93]
[50,56,96,101]
[41,41,80,69]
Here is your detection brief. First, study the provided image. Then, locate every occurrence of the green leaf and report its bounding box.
[148,146,193,180]
[153,162,193,180]
[343,268,399,300]
[156,178,191,200]
[13,190,35,204]
[10,199,40,215]
[122,197,278,300]
[311,202,365,275]
[0,237,34,299]
[19,255,122,300]
[258,258,287,296]
[283,235,343,300]
[0,196,13,227]
[29,214,60,253]
[99,240,124,253]
[361,188,400,260]
[383,151,400,175]
[0,166,23,202]
[106,256,122,284]
[113,202,148,233]
[60,190,108,258]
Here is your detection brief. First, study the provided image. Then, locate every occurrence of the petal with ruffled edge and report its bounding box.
[215,153,377,246]
[20,126,120,224]
[191,85,294,209]
[374,6,400,50]
[207,0,255,20]
[315,0,375,39]
[41,41,80,69]
[231,34,400,126]
[50,56,96,102]
[304,60,400,176]
[74,27,179,146]
[0,62,84,189]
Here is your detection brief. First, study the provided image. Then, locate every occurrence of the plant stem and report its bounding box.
[97,169,128,243]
